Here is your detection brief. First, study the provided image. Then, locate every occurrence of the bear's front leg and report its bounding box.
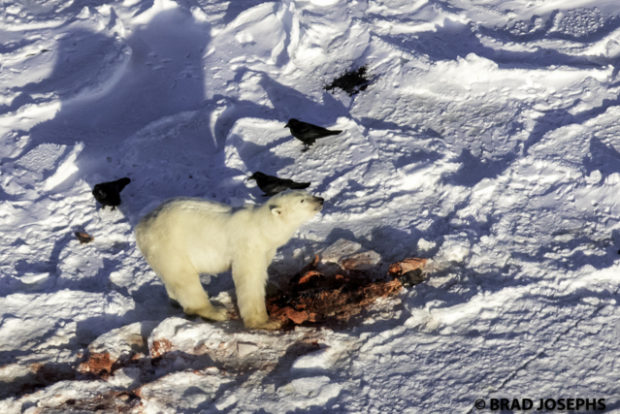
[232,257,282,330]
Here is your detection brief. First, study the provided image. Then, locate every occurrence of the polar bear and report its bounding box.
[135,190,323,330]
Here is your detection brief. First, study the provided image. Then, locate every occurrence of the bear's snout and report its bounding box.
[313,196,324,210]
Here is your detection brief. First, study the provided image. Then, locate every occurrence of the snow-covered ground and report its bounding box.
[1,0,620,412]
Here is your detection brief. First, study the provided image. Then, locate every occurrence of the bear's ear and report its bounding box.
[270,204,283,216]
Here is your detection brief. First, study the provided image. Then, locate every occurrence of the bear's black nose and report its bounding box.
[315,197,324,205]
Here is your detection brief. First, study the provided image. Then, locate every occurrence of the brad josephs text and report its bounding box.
[488,397,606,411]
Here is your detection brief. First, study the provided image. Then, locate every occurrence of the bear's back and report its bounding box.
[164,197,232,214]
[139,198,231,223]
[137,198,232,238]
[135,197,236,261]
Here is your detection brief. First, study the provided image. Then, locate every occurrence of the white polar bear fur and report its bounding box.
[135,190,323,330]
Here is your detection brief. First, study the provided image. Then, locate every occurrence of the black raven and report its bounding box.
[285,118,342,149]
[249,171,310,196]
[92,177,131,210]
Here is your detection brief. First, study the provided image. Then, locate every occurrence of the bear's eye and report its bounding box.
[300,199,305,203]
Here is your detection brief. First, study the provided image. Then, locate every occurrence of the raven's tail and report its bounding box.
[291,181,311,190]
[114,177,131,191]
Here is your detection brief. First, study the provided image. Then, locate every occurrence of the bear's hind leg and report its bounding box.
[159,262,228,322]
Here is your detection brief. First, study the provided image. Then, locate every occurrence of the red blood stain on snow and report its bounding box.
[150,338,173,358]
[267,255,427,326]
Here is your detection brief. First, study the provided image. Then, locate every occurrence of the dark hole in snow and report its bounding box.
[324,66,370,96]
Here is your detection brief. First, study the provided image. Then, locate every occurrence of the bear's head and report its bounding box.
[267,190,324,227]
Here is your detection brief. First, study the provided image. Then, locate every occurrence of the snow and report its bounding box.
[1,0,620,412]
